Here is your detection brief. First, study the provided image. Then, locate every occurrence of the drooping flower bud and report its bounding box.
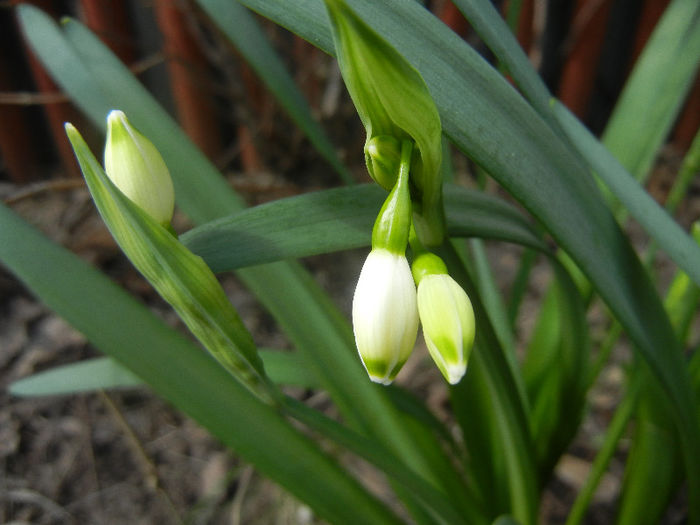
[353,248,419,384]
[104,110,175,226]
[353,141,418,384]
[412,252,475,384]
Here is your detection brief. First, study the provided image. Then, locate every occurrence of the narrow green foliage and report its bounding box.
[602,0,700,183]
[9,351,322,397]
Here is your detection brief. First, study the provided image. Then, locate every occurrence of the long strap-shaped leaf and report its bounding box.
[180,183,547,271]
[235,0,700,514]
[0,202,401,525]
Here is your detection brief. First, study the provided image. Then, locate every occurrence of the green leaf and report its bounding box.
[601,0,700,183]
[0,202,401,525]
[194,0,352,184]
[9,357,142,396]
[522,268,589,483]
[553,101,700,287]
[180,183,547,272]
[9,351,320,397]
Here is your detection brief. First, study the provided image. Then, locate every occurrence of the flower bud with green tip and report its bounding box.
[412,252,475,384]
[324,0,445,246]
[104,109,175,227]
[353,142,418,384]
[66,122,275,405]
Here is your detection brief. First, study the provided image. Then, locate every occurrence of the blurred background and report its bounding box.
[1,0,698,523]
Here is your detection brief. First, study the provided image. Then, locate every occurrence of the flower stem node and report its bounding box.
[413,254,475,385]
[365,135,402,191]
[104,109,175,227]
[353,248,419,385]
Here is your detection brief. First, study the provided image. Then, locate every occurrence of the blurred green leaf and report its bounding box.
[10,357,142,396]
[9,350,321,397]
[194,0,352,184]
[602,0,700,183]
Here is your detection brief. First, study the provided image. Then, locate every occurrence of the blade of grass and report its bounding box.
[507,248,537,327]
[9,357,143,396]
[564,378,640,525]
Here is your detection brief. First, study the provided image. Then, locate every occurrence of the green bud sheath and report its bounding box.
[324,0,445,245]
[372,141,413,254]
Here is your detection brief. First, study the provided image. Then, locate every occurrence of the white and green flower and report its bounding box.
[353,248,419,384]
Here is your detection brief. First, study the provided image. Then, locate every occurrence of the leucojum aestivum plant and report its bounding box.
[3,0,700,524]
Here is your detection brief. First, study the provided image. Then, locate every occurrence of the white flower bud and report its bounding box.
[417,273,475,384]
[104,110,175,226]
[352,248,419,384]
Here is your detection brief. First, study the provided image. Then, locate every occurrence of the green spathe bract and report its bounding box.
[371,140,413,254]
[324,0,444,246]
[104,109,175,226]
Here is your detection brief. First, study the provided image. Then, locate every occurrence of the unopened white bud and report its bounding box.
[417,273,475,384]
[104,110,175,226]
[352,248,419,384]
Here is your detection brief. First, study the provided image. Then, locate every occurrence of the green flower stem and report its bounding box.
[371,140,414,253]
